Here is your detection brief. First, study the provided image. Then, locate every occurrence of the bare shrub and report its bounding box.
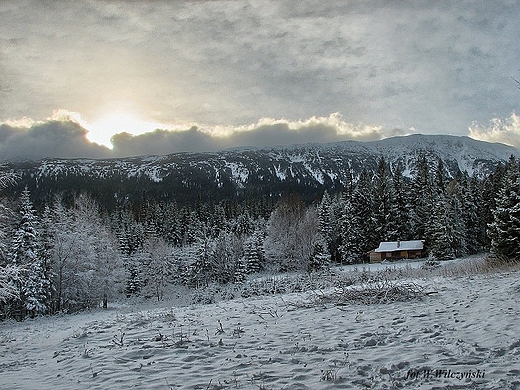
[308,280,425,306]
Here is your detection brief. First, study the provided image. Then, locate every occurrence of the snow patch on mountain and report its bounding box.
[224,161,249,184]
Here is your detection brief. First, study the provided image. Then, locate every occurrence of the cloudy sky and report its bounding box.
[0,0,519,160]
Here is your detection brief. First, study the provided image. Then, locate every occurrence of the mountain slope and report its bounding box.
[4,134,518,207]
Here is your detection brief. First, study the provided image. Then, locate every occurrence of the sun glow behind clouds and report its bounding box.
[85,112,174,148]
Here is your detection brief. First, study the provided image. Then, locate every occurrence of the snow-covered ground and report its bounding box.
[1,260,520,389]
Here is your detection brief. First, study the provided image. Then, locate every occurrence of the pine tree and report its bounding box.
[308,234,331,272]
[467,175,488,252]
[318,191,332,242]
[0,172,20,308]
[428,182,469,261]
[327,192,345,262]
[446,179,468,257]
[318,191,343,262]
[433,157,447,196]
[409,153,434,240]
[212,204,227,236]
[124,254,143,297]
[234,211,254,237]
[428,196,456,260]
[244,229,264,274]
[372,157,395,242]
[488,157,520,260]
[339,169,374,263]
[187,238,215,287]
[339,197,366,264]
[10,188,51,317]
[390,163,410,240]
[233,257,247,284]
[212,231,242,284]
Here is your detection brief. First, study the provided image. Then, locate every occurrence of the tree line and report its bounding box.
[0,154,519,320]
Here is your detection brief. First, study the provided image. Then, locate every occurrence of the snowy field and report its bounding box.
[1,259,520,389]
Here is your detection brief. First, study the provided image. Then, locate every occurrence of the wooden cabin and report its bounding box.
[368,240,424,263]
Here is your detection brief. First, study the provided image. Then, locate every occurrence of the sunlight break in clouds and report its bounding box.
[469,113,520,149]
[38,109,180,149]
[86,112,176,149]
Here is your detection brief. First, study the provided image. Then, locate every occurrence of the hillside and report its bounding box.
[3,134,518,208]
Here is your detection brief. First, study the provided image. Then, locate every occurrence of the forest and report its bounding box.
[0,154,519,321]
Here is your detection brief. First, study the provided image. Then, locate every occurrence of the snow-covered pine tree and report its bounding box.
[10,187,51,318]
[181,209,203,245]
[0,171,19,308]
[390,163,410,240]
[481,164,505,243]
[244,228,264,274]
[162,202,183,246]
[318,191,343,262]
[372,157,395,243]
[465,175,488,253]
[409,153,434,240]
[211,204,227,237]
[339,200,362,264]
[428,179,470,261]
[212,230,243,284]
[186,237,215,287]
[427,195,456,260]
[488,156,520,260]
[234,211,254,237]
[433,157,447,196]
[339,169,374,263]
[233,256,247,284]
[318,191,332,242]
[445,179,468,257]
[124,254,143,297]
[308,234,331,272]
[327,192,346,262]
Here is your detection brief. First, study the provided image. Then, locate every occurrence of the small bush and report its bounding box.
[308,280,425,306]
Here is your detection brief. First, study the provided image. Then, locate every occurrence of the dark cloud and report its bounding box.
[0,114,394,160]
[109,114,390,157]
[0,121,111,161]
[233,123,338,147]
[111,127,223,156]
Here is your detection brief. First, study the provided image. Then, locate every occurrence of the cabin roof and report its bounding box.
[374,240,424,253]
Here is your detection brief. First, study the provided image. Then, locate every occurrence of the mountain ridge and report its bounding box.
[4,134,518,208]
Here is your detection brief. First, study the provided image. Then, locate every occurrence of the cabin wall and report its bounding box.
[369,249,424,263]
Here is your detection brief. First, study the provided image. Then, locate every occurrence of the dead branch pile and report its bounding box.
[309,280,425,306]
